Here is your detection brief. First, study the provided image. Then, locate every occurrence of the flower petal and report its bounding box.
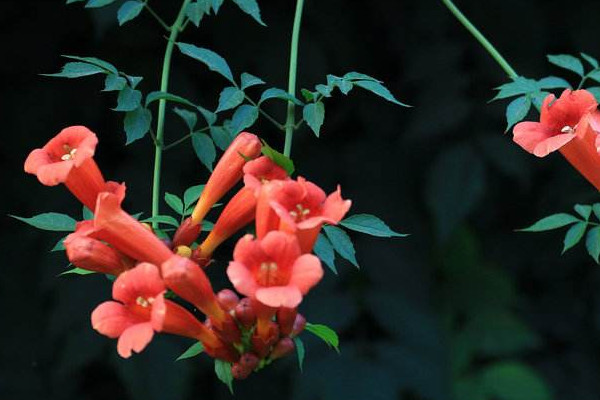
[91,301,137,338]
[117,322,154,358]
[113,263,165,305]
[513,121,553,155]
[260,231,301,270]
[533,133,576,157]
[227,261,258,298]
[289,254,323,294]
[255,286,302,308]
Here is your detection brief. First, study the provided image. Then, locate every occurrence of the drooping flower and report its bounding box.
[197,187,257,259]
[64,231,131,275]
[513,89,600,190]
[243,156,289,193]
[91,263,224,358]
[190,132,262,225]
[93,191,174,266]
[24,126,106,211]
[256,177,351,252]
[227,231,323,308]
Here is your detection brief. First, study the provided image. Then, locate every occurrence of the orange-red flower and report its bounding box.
[513,89,600,190]
[64,230,131,275]
[197,187,257,259]
[93,191,174,266]
[24,126,106,211]
[91,263,222,358]
[190,132,262,225]
[243,156,289,193]
[227,232,323,308]
[256,177,351,253]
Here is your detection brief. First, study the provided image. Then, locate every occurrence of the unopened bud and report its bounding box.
[217,289,240,311]
[234,298,256,328]
[239,352,259,371]
[270,338,295,360]
[251,322,279,358]
[277,307,297,336]
[290,314,306,338]
[172,217,202,248]
[174,245,192,258]
[231,362,251,380]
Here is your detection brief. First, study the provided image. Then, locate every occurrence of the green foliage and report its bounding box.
[216,87,245,112]
[259,88,303,105]
[59,267,96,276]
[323,225,359,268]
[183,184,205,208]
[186,1,210,27]
[43,62,106,78]
[505,96,531,131]
[261,141,295,175]
[304,323,340,352]
[214,359,234,393]
[313,233,337,274]
[141,215,180,227]
[340,214,406,237]
[240,72,265,89]
[114,86,142,111]
[293,337,305,372]
[11,213,76,231]
[302,101,325,137]
[231,0,265,26]
[192,132,216,171]
[117,1,145,26]
[164,193,185,215]
[210,126,233,150]
[103,74,127,92]
[124,107,152,144]
[230,104,258,134]
[480,362,552,400]
[547,54,585,76]
[518,213,581,232]
[176,43,234,83]
[85,0,119,8]
[176,342,204,361]
[173,107,198,131]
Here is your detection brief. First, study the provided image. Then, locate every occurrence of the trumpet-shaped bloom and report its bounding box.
[91,263,221,358]
[198,187,257,258]
[256,177,351,252]
[24,126,106,211]
[513,89,600,190]
[227,232,323,308]
[243,156,289,193]
[94,191,174,266]
[64,232,131,275]
[191,132,261,224]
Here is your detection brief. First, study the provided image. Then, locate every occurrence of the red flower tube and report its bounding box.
[513,89,600,190]
[24,126,106,211]
[93,192,174,266]
[190,132,262,224]
[64,233,131,275]
[243,156,289,193]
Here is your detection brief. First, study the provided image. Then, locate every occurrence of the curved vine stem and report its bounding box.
[151,0,192,228]
[441,0,518,79]
[283,0,305,157]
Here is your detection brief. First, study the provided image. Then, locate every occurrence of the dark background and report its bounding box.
[3,0,600,399]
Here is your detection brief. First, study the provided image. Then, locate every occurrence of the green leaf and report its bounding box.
[240,72,265,90]
[176,342,204,361]
[85,0,118,8]
[586,87,600,102]
[141,215,180,227]
[192,133,216,171]
[537,76,571,89]
[145,91,194,108]
[343,71,382,82]
[184,184,205,207]
[303,102,325,137]
[547,54,585,76]
[82,206,94,220]
[214,359,234,393]
[323,225,358,268]
[340,214,407,237]
[259,88,303,105]
[103,74,127,92]
[301,88,316,102]
[11,213,76,231]
[562,221,587,253]
[315,83,333,97]
[185,1,207,27]
[117,1,144,25]
[587,70,600,84]
[67,0,87,4]
[114,86,142,112]
[313,233,337,274]
[353,79,409,106]
[492,76,539,101]
[586,226,600,263]
[593,203,600,220]
[173,107,197,131]
[261,141,295,175]
[230,105,258,134]
[574,204,593,220]
[124,106,152,144]
[165,193,185,215]
[176,43,234,82]
[518,213,580,232]
[59,267,96,276]
[62,55,118,74]
[216,87,245,112]
[124,74,143,89]
[293,337,305,372]
[43,62,106,78]
[481,362,552,400]
[305,323,339,352]
[211,0,225,13]
[231,0,265,26]
[210,126,233,150]
[530,91,551,109]
[50,236,68,252]
[326,75,354,95]
[505,96,531,131]
[581,52,599,68]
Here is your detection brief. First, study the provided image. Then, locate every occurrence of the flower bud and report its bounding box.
[270,338,295,360]
[239,352,259,371]
[231,363,251,380]
[172,217,202,248]
[290,314,306,338]
[234,298,256,328]
[217,289,240,312]
[277,307,297,336]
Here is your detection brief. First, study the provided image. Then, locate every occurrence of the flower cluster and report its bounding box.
[24,126,351,379]
[513,89,600,190]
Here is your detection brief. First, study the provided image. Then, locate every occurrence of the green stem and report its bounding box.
[441,0,518,79]
[151,0,192,228]
[283,0,305,157]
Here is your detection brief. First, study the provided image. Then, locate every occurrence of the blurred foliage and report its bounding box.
[4,0,600,400]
